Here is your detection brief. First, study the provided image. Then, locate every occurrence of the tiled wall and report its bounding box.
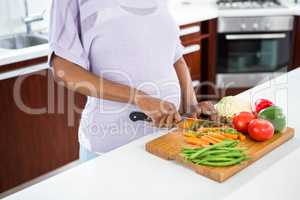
[0,0,51,37]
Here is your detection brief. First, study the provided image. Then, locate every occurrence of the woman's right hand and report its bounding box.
[134,94,181,128]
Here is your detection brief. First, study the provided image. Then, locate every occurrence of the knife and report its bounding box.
[129,111,193,123]
[129,111,224,128]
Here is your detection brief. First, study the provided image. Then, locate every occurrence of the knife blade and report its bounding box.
[129,111,193,123]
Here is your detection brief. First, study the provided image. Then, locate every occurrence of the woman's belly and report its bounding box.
[79,76,181,153]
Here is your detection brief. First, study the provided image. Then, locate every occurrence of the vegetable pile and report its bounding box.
[179,97,286,168]
[181,140,248,167]
[232,98,287,142]
[183,127,246,147]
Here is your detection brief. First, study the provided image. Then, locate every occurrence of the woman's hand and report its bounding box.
[134,95,181,128]
[190,101,219,121]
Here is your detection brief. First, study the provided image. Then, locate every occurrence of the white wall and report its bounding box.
[0,0,51,37]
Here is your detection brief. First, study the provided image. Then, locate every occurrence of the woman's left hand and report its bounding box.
[189,101,219,121]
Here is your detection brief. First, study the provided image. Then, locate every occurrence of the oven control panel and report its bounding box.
[218,16,294,33]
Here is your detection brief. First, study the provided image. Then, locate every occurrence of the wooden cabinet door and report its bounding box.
[180,22,202,81]
[0,69,86,193]
[183,44,201,81]
[178,19,218,100]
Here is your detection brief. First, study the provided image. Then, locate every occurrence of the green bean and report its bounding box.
[196,156,246,167]
[181,140,249,167]
[223,140,239,147]
[189,140,236,159]
[195,150,229,159]
[201,157,234,162]
[215,152,246,158]
[215,147,247,151]
[182,153,194,157]
[189,148,209,159]
[182,150,196,154]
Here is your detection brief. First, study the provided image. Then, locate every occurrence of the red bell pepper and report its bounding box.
[255,99,274,114]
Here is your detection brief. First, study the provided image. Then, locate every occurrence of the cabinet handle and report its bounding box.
[0,63,48,81]
[183,44,201,55]
[225,33,286,40]
[180,26,201,36]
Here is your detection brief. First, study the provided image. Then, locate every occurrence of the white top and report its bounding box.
[3,69,300,200]
[48,0,183,153]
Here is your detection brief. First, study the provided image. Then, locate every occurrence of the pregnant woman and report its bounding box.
[49,0,216,160]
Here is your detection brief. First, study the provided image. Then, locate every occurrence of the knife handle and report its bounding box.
[129,112,152,122]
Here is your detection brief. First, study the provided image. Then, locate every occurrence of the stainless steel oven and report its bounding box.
[217,16,294,88]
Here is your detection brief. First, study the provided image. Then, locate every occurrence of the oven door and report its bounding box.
[217,32,292,74]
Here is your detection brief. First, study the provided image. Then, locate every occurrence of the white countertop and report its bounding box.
[169,0,218,25]
[0,1,300,68]
[0,44,48,66]
[218,1,300,17]
[3,68,300,200]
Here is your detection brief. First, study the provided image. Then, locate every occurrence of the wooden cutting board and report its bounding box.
[146,127,295,182]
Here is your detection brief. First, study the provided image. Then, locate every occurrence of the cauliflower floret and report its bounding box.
[216,96,252,118]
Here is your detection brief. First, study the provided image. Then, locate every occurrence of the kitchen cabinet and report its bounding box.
[0,58,86,193]
[183,49,201,80]
[291,16,300,69]
[180,19,217,100]
[180,22,201,81]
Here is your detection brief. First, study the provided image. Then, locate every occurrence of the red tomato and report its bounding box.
[232,112,256,134]
[255,99,274,114]
[248,119,274,142]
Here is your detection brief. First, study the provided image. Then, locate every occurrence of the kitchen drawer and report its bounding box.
[183,44,201,81]
[180,23,201,46]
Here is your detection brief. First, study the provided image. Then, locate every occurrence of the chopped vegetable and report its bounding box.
[210,133,226,140]
[183,130,202,137]
[238,134,246,141]
[222,133,239,140]
[182,126,246,147]
[180,119,196,129]
[184,137,209,147]
[201,136,218,145]
[206,135,223,143]
[184,120,225,132]
[181,140,248,167]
